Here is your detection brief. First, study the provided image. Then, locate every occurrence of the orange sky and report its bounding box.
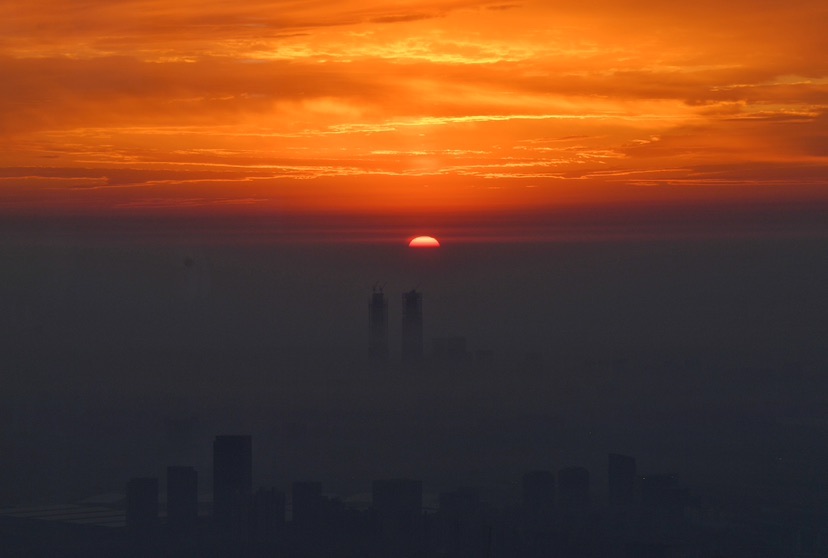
[1,0,827,226]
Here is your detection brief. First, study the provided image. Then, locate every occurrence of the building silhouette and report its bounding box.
[368,287,389,360]
[9,428,753,558]
[401,290,423,363]
[166,466,198,533]
[213,435,252,537]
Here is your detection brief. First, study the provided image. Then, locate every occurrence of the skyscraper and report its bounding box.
[369,287,389,360]
[213,435,252,536]
[401,289,423,363]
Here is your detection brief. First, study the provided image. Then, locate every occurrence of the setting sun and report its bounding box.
[408,236,441,248]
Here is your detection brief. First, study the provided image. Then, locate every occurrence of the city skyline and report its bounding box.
[1,0,827,555]
[2,423,717,556]
[2,239,827,556]
[6,418,825,556]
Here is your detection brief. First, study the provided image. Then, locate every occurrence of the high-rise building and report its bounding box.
[213,435,252,536]
[608,453,636,507]
[167,466,198,532]
[401,290,423,362]
[369,287,389,360]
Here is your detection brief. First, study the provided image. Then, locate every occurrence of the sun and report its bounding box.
[408,235,441,248]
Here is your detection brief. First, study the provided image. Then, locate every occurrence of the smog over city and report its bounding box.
[1,0,827,556]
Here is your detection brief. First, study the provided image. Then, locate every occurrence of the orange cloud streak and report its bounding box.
[0,0,826,227]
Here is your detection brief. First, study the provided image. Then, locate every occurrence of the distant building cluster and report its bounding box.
[7,432,825,557]
[105,439,689,556]
[369,287,472,365]
[2,292,827,557]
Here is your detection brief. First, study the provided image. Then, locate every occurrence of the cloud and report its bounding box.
[369,12,442,24]
[0,0,826,217]
[114,197,266,209]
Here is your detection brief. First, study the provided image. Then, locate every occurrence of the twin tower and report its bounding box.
[369,288,422,363]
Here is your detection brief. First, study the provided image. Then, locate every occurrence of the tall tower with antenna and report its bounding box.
[369,285,389,361]
[401,289,423,363]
